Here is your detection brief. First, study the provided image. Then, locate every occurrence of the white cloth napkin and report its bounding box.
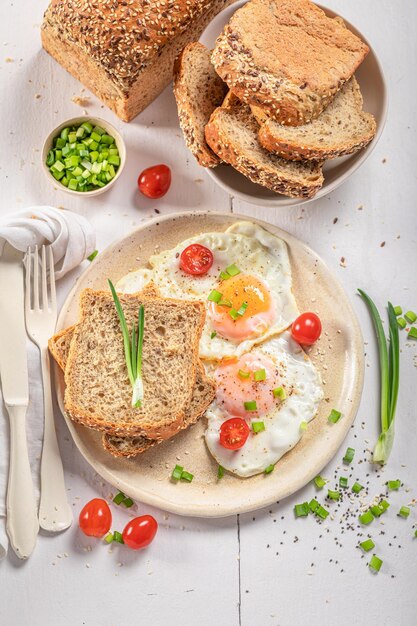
[0,206,96,559]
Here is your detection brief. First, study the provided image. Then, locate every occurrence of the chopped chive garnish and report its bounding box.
[229,308,239,320]
[112,531,123,543]
[404,310,417,324]
[104,532,114,544]
[172,464,183,481]
[254,369,266,382]
[272,386,286,400]
[87,249,98,262]
[238,369,250,379]
[108,281,144,408]
[370,505,382,518]
[237,302,248,316]
[316,505,329,520]
[408,327,417,339]
[415,530,417,538]
[123,497,134,508]
[208,289,222,303]
[218,465,225,479]
[352,482,364,494]
[359,538,375,552]
[397,317,406,329]
[210,331,217,339]
[359,511,374,525]
[219,298,233,308]
[314,475,327,489]
[219,271,230,281]
[226,263,240,277]
[393,305,402,316]
[294,502,309,518]
[181,471,194,482]
[339,476,349,488]
[264,464,275,474]
[369,555,383,573]
[300,421,308,431]
[328,409,342,423]
[379,499,390,512]
[398,505,410,519]
[343,447,355,464]
[113,491,125,505]
[309,499,320,513]
[387,479,401,490]
[327,490,340,501]
[244,400,257,411]
[252,421,265,433]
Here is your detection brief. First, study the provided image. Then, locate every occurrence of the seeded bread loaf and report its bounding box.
[174,42,228,167]
[212,0,369,126]
[49,326,215,458]
[41,0,234,122]
[64,289,205,439]
[205,94,324,198]
[255,77,376,161]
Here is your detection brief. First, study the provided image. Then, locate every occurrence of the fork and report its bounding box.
[25,245,72,532]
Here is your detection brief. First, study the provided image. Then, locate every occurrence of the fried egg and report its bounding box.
[116,221,299,360]
[204,332,323,477]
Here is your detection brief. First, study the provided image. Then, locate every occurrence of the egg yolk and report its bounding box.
[214,352,281,419]
[208,274,275,341]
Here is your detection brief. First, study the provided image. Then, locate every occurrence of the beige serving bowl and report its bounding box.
[41,116,126,197]
[54,212,364,518]
[200,1,388,208]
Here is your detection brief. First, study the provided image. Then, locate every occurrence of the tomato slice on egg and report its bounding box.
[180,244,214,275]
[219,417,250,450]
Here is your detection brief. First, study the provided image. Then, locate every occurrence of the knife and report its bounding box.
[0,243,39,559]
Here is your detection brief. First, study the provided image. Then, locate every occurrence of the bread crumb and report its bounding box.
[340,257,346,268]
[71,95,91,107]
[35,94,41,99]
[5,57,14,62]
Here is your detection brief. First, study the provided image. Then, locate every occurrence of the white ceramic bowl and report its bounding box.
[200,1,388,208]
[42,116,126,197]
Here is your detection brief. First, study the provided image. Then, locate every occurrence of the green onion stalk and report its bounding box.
[358,291,399,464]
[109,280,144,408]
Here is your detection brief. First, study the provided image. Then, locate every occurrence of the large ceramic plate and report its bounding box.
[200,1,388,208]
[55,212,364,517]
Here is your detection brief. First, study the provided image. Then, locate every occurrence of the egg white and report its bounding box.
[204,332,324,477]
[116,222,299,360]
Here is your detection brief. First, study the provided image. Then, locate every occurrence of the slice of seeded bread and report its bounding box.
[49,326,215,458]
[102,363,215,458]
[174,42,228,167]
[64,289,205,439]
[205,94,324,198]
[212,0,369,126]
[255,77,376,161]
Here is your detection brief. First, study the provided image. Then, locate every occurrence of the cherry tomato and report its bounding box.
[138,164,171,199]
[219,417,250,450]
[180,244,214,275]
[291,312,322,345]
[79,498,112,538]
[122,515,158,550]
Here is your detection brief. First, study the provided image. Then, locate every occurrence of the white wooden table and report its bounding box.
[1,1,416,625]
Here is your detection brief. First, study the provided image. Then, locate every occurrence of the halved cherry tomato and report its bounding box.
[219,417,250,450]
[138,164,171,199]
[122,515,158,550]
[180,244,214,275]
[291,312,322,345]
[79,498,112,538]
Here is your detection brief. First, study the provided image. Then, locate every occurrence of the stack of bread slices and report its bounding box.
[49,284,215,458]
[173,0,377,199]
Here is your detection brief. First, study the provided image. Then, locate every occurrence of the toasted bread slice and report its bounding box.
[49,325,215,458]
[205,94,324,198]
[64,289,205,439]
[212,0,369,126]
[102,363,215,457]
[174,42,228,168]
[255,77,376,161]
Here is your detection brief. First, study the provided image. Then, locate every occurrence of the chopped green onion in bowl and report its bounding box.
[43,118,124,195]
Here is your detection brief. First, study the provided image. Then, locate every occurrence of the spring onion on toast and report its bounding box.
[358,291,399,464]
[108,279,144,408]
